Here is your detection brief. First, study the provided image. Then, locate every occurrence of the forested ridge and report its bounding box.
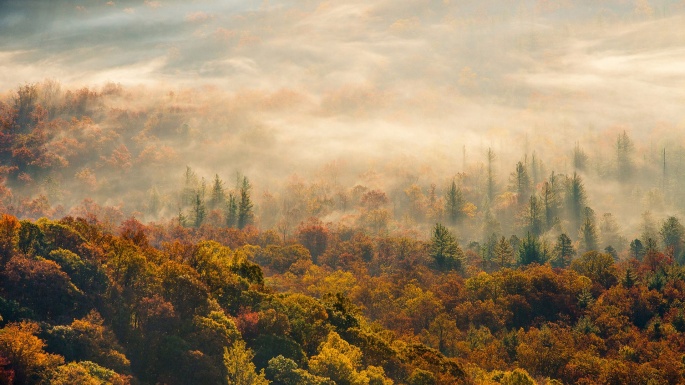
[2,82,685,384]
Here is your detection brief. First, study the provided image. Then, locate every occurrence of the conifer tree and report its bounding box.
[209,174,226,210]
[226,193,238,228]
[430,223,463,271]
[238,177,254,229]
[445,180,464,225]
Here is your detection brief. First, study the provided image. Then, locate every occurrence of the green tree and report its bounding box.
[510,161,531,205]
[445,180,465,225]
[629,238,644,260]
[226,193,238,228]
[541,172,561,232]
[524,195,543,237]
[193,192,206,228]
[566,172,586,232]
[430,223,463,271]
[579,207,599,252]
[209,174,226,210]
[660,216,685,262]
[518,232,543,266]
[238,177,254,229]
[224,340,269,385]
[552,233,575,268]
[494,235,514,269]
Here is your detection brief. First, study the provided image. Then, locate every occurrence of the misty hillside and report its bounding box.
[2,0,685,384]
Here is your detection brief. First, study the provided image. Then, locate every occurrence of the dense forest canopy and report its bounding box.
[2,0,685,384]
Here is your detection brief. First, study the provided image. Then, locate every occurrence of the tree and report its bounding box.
[0,321,64,384]
[430,223,463,271]
[193,192,206,228]
[660,216,685,262]
[571,251,617,289]
[573,143,587,171]
[0,214,19,265]
[224,340,269,385]
[226,193,238,228]
[523,195,543,237]
[616,130,634,181]
[308,331,366,385]
[209,174,226,211]
[510,161,531,205]
[629,239,645,260]
[494,236,514,269]
[445,180,465,225]
[238,177,254,229]
[552,233,575,268]
[566,172,586,232]
[541,173,561,232]
[518,232,543,266]
[579,207,599,253]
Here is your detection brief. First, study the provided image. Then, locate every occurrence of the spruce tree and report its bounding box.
[238,176,254,229]
[430,223,463,271]
[226,193,238,228]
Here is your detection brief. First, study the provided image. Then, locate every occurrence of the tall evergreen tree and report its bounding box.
[553,233,575,268]
[524,195,543,237]
[193,192,206,228]
[518,232,543,266]
[209,174,227,210]
[445,180,465,225]
[238,176,254,229]
[510,161,531,205]
[226,193,238,228]
[579,207,599,252]
[430,223,463,271]
[566,172,587,233]
[494,235,514,269]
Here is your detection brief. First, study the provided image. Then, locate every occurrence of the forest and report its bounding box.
[1,79,685,385]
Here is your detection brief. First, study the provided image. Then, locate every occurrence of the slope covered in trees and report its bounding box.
[3,81,685,383]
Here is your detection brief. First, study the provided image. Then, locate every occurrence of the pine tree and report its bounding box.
[541,174,560,232]
[226,193,238,228]
[518,232,543,266]
[193,192,206,228]
[494,235,514,269]
[579,206,599,252]
[510,161,531,205]
[445,180,464,225]
[238,177,253,229]
[524,195,543,237]
[430,223,463,271]
[621,267,637,288]
[566,172,587,232]
[209,174,227,210]
[553,233,575,268]
[630,239,645,260]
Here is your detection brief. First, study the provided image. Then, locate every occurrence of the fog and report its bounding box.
[2,0,685,246]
